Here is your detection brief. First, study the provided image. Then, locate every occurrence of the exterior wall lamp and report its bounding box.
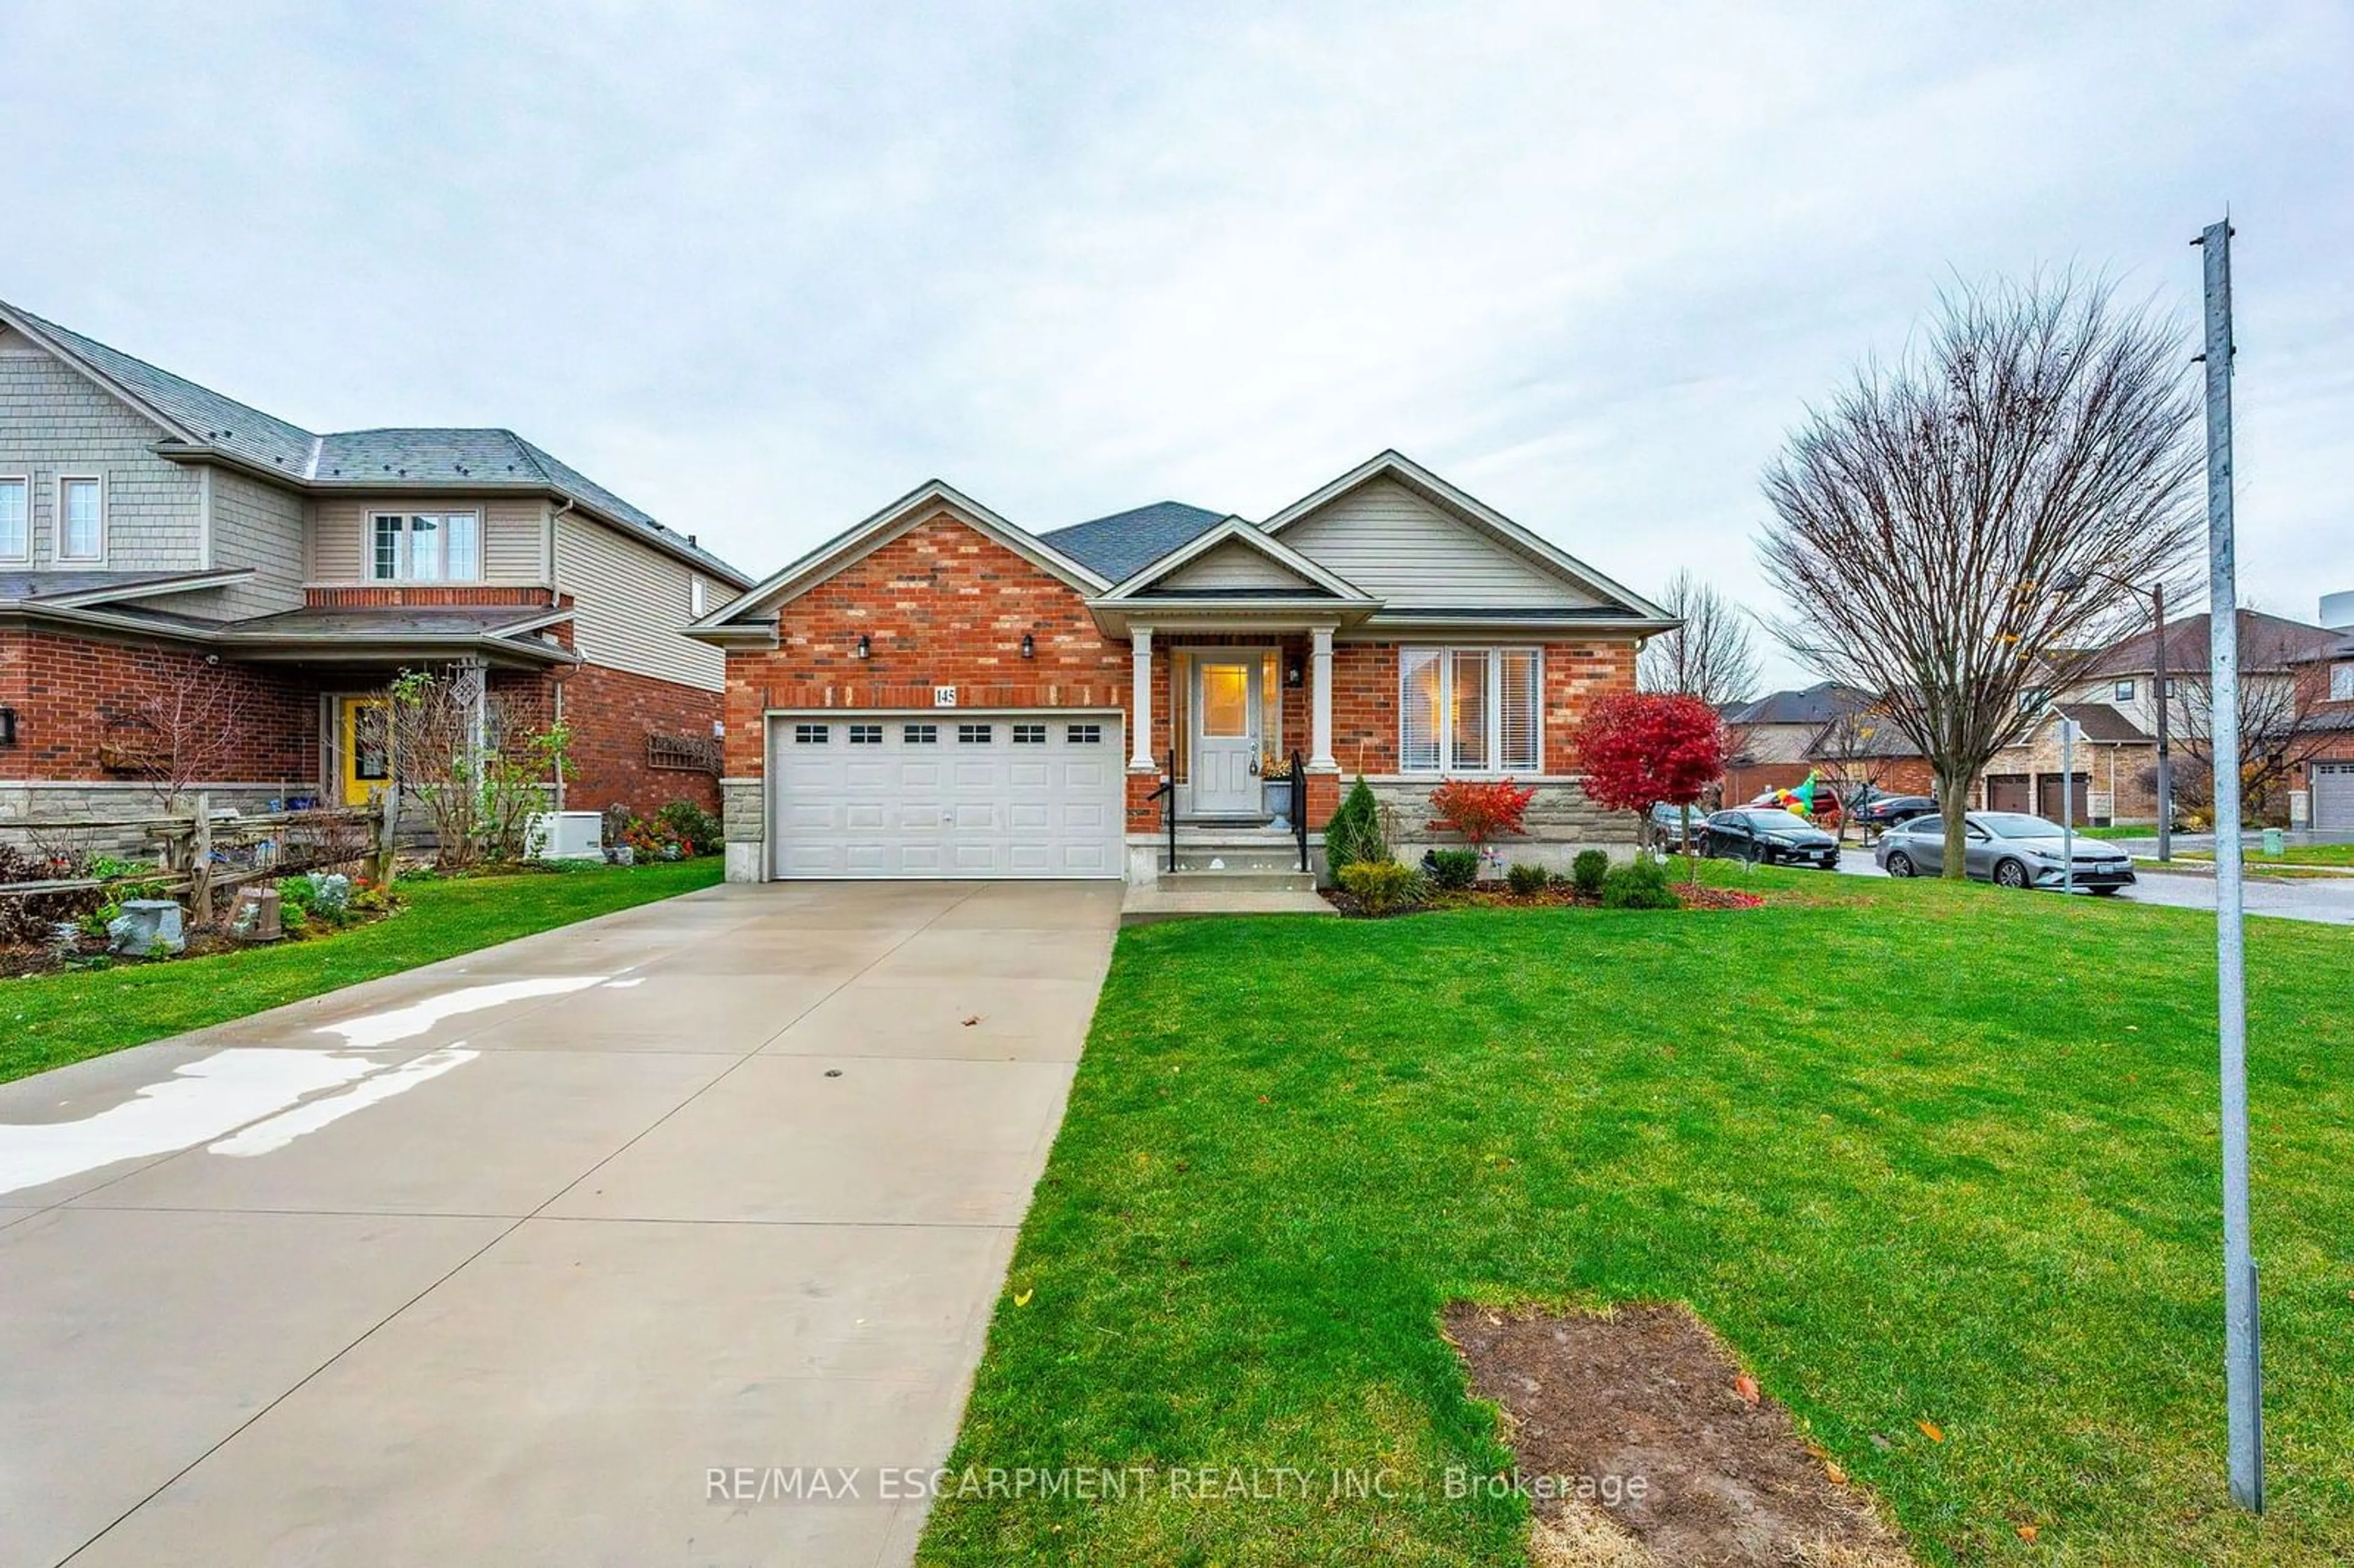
[855,634,872,660]
[1021,633,1035,660]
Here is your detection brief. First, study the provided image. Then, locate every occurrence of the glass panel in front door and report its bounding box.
[1201,664,1250,737]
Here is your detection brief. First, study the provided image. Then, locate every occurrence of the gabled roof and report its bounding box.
[1092,516,1375,604]
[0,299,749,587]
[2090,609,2341,676]
[1042,501,1226,582]
[2054,702,2153,744]
[692,480,1111,644]
[1728,681,1871,728]
[1257,449,1674,624]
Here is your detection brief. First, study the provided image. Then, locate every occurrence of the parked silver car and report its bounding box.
[1873,811,2136,893]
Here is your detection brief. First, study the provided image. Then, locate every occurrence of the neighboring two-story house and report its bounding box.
[688,451,1676,885]
[1980,607,2352,825]
[0,302,749,841]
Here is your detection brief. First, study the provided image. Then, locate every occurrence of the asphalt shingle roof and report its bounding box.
[2,302,746,585]
[1040,501,1226,582]
[1727,681,1870,728]
[2055,702,2153,744]
[0,569,215,606]
[2091,609,2341,676]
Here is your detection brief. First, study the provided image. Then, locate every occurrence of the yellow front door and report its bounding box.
[339,697,391,807]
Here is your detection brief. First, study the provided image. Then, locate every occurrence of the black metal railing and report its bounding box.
[1290,750,1308,873]
[1146,748,1178,874]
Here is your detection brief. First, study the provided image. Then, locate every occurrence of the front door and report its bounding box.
[338,696,392,807]
[1191,658,1261,816]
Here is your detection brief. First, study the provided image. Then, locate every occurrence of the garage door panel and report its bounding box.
[769,712,1123,880]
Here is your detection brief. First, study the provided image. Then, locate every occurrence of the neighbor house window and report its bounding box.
[1399,648,1541,773]
[0,478,26,560]
[2114,679,2135,702]
[370,511,480,581]
[2334,664,2354,702]
[59,477,102,560]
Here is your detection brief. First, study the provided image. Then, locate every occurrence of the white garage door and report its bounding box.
[768,711,1124,879]
[2315,762,2354,829]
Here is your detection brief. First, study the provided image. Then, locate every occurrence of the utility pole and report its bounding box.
[2196,213,2262,1513]
[2059,714,2076,894]
[2151,580,2172,861]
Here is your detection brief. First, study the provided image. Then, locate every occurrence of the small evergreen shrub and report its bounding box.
[1337,859,1423,915]
[1426,848,1479,890]
[1571,849,1611,897]
[1601,851,1681,910]
[655,799,723,856]
[1505,862,1550,896]
[1323,777,1387,873]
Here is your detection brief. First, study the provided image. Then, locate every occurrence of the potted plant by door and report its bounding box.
[1262,752,1295,828]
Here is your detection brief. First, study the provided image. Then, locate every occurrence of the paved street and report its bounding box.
[0,880,1118,1568]
[1835,848,2354,926]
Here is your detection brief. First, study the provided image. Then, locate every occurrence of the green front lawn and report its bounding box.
[924,869,2352,1566]
[0,859,722,1084]
[2174,845,2354,869]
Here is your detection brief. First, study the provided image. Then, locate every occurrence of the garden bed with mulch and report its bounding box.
[1321,881,1766,919]
[1447,1301,1913,1567]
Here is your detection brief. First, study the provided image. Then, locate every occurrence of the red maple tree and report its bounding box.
[1573,693,1726,870]
[1427,777,1538,850]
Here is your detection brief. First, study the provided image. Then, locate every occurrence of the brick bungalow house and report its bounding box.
[0,301,749,844]
[690,452,1677,885]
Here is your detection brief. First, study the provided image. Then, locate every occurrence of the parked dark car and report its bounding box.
[1851,793,1939,831]
[1873,811,2136,892]
[1703,808,1840,869]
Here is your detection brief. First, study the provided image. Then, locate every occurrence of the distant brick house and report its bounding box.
[1721,682,1933,805]
[690,452,1677,884]
[0,301,749,844]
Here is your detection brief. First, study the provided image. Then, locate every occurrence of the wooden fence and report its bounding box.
[0,794,396,927]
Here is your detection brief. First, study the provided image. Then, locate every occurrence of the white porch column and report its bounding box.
[1310,625,1337,770]
[1129,625,1156,768]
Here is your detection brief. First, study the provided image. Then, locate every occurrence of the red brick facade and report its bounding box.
[557,661,723,816]
[720,510,1133,773]
[715,509,1645,836]
[0,623,717,819]
[305,585,568,610]
[0,629,316,785]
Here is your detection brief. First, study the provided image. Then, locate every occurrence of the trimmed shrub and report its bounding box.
[1571,849,1610,897]
[1337,859,1423,915]
[1323,777,1387,873]
[1425,848,1479,890]
[1601,851,1681,910]
[1505,862,1550,896]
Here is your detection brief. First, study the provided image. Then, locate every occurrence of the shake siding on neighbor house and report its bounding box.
[205,468,307,615]
[308,493,550,584]
[554,511,723,691]
[1276,478,1598,609]
[0,327,203,570]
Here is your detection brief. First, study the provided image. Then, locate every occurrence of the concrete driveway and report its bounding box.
[0,879,1119,1567]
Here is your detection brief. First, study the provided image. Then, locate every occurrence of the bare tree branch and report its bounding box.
[1638,569,1761,710]
[1756,271,2204,875]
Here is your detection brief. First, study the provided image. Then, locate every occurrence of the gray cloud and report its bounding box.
[6,1,2347,684]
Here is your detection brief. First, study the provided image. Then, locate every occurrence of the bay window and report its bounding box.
[371,511,481,582]
[1400,647,1541,773]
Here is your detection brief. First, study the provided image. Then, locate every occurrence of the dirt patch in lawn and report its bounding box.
[1446,1302,1913,1568]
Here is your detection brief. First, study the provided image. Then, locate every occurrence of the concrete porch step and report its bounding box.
[1160,867,1317,891]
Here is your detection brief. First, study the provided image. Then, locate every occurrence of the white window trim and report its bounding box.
[56,474,105,563]
[2332,663,2354,702]
[0,474,29,563]
[368,509,483,583]
[1398,645,1544,775]
[690,576,708,617]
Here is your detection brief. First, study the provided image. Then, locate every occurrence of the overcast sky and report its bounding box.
[6,1,2348,688]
